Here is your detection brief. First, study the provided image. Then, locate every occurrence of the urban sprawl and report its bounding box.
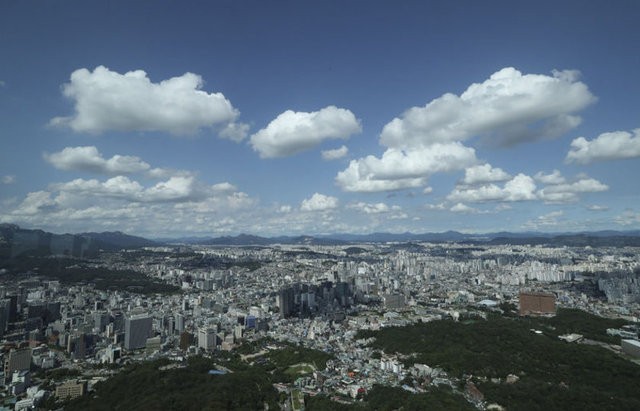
[1,240,640,410]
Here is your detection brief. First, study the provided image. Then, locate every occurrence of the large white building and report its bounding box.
[198,327,216,351]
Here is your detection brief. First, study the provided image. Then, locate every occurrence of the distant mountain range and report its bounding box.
[2,223,640,259]
[0,224,157,259]
[179,229,640,246]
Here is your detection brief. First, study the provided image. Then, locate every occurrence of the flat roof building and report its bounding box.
[124,314,152,351]
[622,339,640,358]
[56,380,87,400]
[519,292,556,316]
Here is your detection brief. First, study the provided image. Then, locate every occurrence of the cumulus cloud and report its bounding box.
[566,128,640,164]
[52,176,144,199]
[461,164,510,185]
[347,202,401,214]
[13,191,58,215]
[336,67,592,193]
[250,106,361,158]
[534,170,566,185]
[448,167,608,205]
[47,175,247,205]
[425,202,447,211]
[2,175,16,184]
[44,146,151,175]
[336,143,476,192]
[300,193,339,211]
[50,66,242,137]
[380,67,595,149]
[587,204,608,211]
[450,203,478,214]
[219,122,250,142]
[448,174,537,203]
[4,174,256,236]
[537,175,608,203]
[321,145,349,161]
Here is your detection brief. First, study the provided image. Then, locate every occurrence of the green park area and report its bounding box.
[356,308,640,410]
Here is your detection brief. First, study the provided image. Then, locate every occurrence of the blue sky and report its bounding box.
[1,0,639,237]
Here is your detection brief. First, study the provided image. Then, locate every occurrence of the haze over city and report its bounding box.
[1,1,639,237]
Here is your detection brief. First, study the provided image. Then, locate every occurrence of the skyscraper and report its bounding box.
[198,327,216,351]
[278,287,294,318]
[124,314,152,351]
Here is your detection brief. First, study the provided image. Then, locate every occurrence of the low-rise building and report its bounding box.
[56,380,87,400]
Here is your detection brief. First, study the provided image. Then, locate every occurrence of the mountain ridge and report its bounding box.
[3,224,640,255]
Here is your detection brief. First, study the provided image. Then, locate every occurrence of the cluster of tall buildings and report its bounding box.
[277,281,354,319]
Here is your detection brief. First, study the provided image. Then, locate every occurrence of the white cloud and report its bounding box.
[336,143,476,192]
[461,164,510,185]
[534,170,566,185]
[2,175,16,184]
[586,204,608,211]
[146,167,191,179]
[250,106,361,158]
[47,175,248,205]
[447,174,537,203]
[537,176,608,203]
[347,202,401,214]
[144,176,205,202]
[615,210,640,226]
[300,193,339,211]
[524,210,564,229]
[566,128,640,164]
[449,167,608,205]
[50,66,241,136]
[425,202,447,211]
[51,176,145,200]
[44,146,151,175]
[12,191,57,215]
[211,182,237,193]
[379,67,595,149]
[321,145,349,161]
[219,122,250,142]
[450,203,478,214]
[0,80,5,87]
[4,174,256,236]
[336,67,592,193]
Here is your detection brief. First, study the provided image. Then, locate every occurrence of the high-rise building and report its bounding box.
[112,311,125,333]
[198,328,216,351]
[0,304,7,338]
[124,314,152,351]
[175,313,185,333]
[278,287,295,318]
[4,348,31,383]
[93,311,110,333]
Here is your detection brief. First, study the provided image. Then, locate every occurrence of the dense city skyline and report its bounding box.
[1,1,640,237]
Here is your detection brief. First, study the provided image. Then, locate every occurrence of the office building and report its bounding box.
[56,380,87,400]
[124,314,152,351]
[198,327,216,351]
[4,348,31,383]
